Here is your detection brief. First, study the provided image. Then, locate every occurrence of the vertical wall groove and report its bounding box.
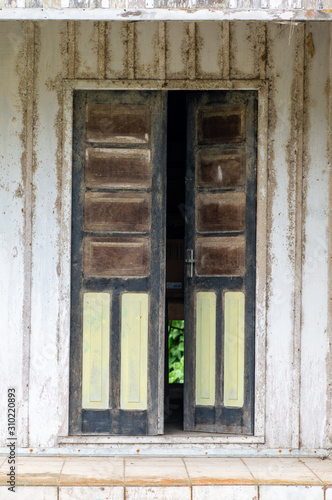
[222,21,230,80]
[127,22,135,80]
[292,23,305,450]
[158,22,166,80]
[98,21,106,80]
[259,22,267,80]
[68,21,75,79]
[188,22,196,80]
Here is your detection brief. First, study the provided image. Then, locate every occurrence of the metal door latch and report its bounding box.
[185,249,196,278]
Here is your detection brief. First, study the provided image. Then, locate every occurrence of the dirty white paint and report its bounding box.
[300,22,330,449]
[134,22,160,80]
[0,20,331,452]
[0,21,28,448]
[166,22,190,80]
[265,23,298,449]
[106,21,128,79]
[230,22,261,80]
[29,21,68,447]
[75,21,99,79]
[195,22,223,80]
[1,8,332,22]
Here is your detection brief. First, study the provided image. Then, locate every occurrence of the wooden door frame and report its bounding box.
[59,79,268,441]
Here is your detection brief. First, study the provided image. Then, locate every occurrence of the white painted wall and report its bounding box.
[0,20,330,450]
[0,21,29,448]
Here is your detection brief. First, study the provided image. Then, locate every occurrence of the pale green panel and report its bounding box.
[121,293,148,410]
[82,293,110,409]
[196,292,216,405]
[224,291,245,408]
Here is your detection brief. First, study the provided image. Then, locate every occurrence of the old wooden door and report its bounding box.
[184,91,257,434]
[69,90,166,435]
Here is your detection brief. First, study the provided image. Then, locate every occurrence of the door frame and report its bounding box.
[59,78,268,441]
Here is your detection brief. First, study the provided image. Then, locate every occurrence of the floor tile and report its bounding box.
[60,457,124,486]
[185,458,256,485]
[0,464,9,486]
[14,456,64,485]
[0,485,57,499]
[125,458,189,486]
[0,458,14,485]
[59,486,124,499]
[243,458,322,484]
[259,485,324,499]
[192,485,258,500]
[300,458,332,484]
[0,457,63,486]
[126,486,191,500]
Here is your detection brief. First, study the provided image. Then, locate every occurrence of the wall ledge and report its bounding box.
[0,8,331,21]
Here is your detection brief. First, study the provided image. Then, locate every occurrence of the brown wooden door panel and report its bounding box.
[70,90,167,436]
[184,91,257,434]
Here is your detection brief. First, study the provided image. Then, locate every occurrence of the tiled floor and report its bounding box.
[0,456,331,499]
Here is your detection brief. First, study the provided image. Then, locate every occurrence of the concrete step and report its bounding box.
[1,456,332,499]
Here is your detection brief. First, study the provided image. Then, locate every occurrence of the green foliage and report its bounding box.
[168,320,184,384]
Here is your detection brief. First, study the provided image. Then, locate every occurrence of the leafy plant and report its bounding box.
[168,320,184,384]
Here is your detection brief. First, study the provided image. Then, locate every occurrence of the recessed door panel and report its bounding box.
[198,105,246,144]
[196,236,246,277]
[196,149,246,189]
[85,148,152,189]
[86,103,151,143]
[120,293,149,410]
[82,292,110,410]
[195,292,216,406]
[196,192,246,233]
[224,291,245,408]
[84,192,151,233]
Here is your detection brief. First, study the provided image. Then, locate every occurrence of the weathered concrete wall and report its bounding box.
[0,20,331,450]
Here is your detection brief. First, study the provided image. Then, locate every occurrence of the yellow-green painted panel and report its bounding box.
[121,293,148,410]
[196,291,216,405]
[224,291,245,408]
[82,292,110,409]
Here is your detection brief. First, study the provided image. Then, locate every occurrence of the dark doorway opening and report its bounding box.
[165,91,187,432]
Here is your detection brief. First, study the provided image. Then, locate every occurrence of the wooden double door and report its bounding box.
[69,89,257,436]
